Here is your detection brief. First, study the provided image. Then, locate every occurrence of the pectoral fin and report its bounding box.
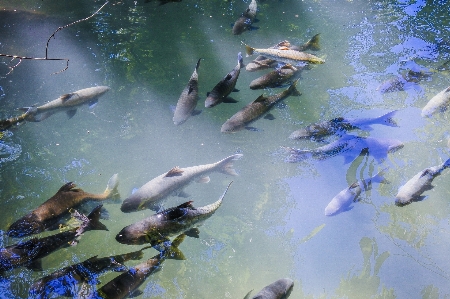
[129,290,143,298]
[66,109,77,119]
[196,176,210,183]
[88,99,98,109]
[264,113,275,120]
[184,227,200,238]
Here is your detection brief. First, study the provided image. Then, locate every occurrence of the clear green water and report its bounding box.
[1,0,450,298]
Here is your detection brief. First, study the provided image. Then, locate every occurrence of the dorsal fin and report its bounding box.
[165,167,184,177]
[60,93,73,102]
[58,182,76,192]
[253,95,266,103]
[275,40,291,48]
[278,46,290,50]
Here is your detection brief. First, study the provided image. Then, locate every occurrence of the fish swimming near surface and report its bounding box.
[421,86,450,117]
[7,174,119,238]
[245,34,321,72]
[20,86,110,122]
[232,0,257,35]
[285,134,403,164]
[205,53,244,108]
[116,182,232,245]
[243,42,325,65]
[0,205,107,274]
[249,64,303,90]
[244,278,294,299]
[221,80,301,133]
[173,59,201,125]
[120,154,242,212]
[28,246,150,299]
[289,110,398,140]
[144,0,182,5]
[84,234,186,299]
[395,158,450,206]
[324,170,387,216]
[377,69,431,93]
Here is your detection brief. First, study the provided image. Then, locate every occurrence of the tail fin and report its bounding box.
[442,158,450,169]
[74,205,108,236]
[243,43,254,56]
[104,173,120,200]
[237,52,245,68]
[304,33,321,51]
[218,154,243,176]
[287,79,302,97]
[195,58,201,71]
[374,110,398,127]
[164,234,186,260]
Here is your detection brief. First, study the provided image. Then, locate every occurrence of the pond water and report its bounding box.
[1,0,450,298]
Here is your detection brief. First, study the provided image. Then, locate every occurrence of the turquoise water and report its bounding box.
[1,0,450,298]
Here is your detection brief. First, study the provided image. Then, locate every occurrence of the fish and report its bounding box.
[28,247,150,299]
[0,205,107,273]
[173,59,201,125]
[288,110,398,140]
[377,70,430,93]
[244,278,294,299]
[7,174,119,238]
[395,158,450,206]
[324,170,387,216]
[249,64,302,90]
[243,42,325,64]
[116,182,232,245]
[221,80,301,133]
[0,113,28,131]
[245,34,320,72]
[84,234,186,299]
[232,0,257,35]
[120,154,242,212]
[20,86,110,122]
[144,0,182,5]
[205,53,244,108]
[285,134,403,164]
[421,86,450,117]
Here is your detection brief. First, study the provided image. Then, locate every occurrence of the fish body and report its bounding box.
[286,134,403,163]
[289,110,398,140]
[145,0,182,5]
[0,205,107,273]
[121,154,242,212]
[232,0,257,35]
[173,59,201,125]
[421,86,450,117]
[221,80,301,133]
[325,170,386,216]
[7,174,119,238]
[249,64,301,90]
[205,53,244,108]
[86,235,185,299]
[116,182,231,245]
[244,43,324,64]
[395,158,450,206]
[0,113,28,131]
[28,248,147,299]
[21,86,110,122]
[245,278,294,299]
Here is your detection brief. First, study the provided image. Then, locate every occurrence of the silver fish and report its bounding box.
[120,154,242,212]
[244,278,294,299]
[21,86,110,122]
[421,86,450,117]
[285,134,403,164]
[325,170,386,216]
[221,80,301,133]
[243,42,324,64]
[116,182,232,245]
[232,0,257,35]
[205,53,244,108]
[249,64,302,90]
[395,158,450,206]
[289,110,398,140]
[173,59,201,125]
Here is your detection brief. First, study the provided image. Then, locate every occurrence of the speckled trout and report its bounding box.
[243,42,325,64]
[7,174,119,238]
[395,158,450,206]
[21,86,110,122]
[121,154,242,212]
[116,182,232,245]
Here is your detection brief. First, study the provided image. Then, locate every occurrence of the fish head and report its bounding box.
[120,196,146,213]
[92,86,111,97]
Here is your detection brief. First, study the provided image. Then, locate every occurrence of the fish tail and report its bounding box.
[375,110,398,127]
[164,234,186,260]
[218,154,243,176]
[442,158,450,169]
[76,205,108,236]
[287,79,302,97]
[243,43,254,56]
[237,52,245,68]
[104,173,120,200]
[305,33,321,51]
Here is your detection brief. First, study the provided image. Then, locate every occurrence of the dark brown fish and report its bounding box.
[249,64,302,90]
[7,174,119,238]
[221,80,301,133]
[205,53,244,108]
[232,0,257,35]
